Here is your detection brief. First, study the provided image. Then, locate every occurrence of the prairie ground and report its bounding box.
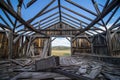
[51,49,71,56]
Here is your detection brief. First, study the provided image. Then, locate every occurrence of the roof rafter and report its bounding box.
[75,0,120,37]
[0,0,46,35]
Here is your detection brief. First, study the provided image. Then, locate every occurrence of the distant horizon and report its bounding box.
[52,45,70,47]
[51,37,70,47]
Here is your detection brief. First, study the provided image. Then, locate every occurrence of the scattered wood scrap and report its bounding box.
[35,56,59,71]
[9,59,34,67]
[0,56,120,80]
[10,72,71,80]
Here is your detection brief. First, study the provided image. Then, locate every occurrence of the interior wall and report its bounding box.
[92,34,108,56]
[33,37,51,56]
[71,38,91,55]
[0,32,8,58]
[111,32,120,56]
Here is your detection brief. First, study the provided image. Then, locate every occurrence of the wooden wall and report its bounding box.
[71,38,91,55]
[92,34,108,56]
[42,22,79,36]
[33,38,51,56]
[111,32,120,56]
[0,32,8,58]
[0,29,120,58]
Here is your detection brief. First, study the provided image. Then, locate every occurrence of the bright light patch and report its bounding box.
[52,37,70,47]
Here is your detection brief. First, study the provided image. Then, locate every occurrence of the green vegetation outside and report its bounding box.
[51,46,71,56]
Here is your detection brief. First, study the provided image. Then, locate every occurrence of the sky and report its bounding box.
[0,0,120,45]
[51,37,70,47]
[0,0,120,30]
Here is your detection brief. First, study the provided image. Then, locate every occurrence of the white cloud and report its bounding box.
[52,37,70,47]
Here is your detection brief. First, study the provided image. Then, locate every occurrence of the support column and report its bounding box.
[91,43,94,54]
[91,36,94,54]
[70,37,73,56]
[106,30,112,56]
[8,31,13,59]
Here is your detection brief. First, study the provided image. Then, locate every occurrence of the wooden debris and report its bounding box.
[35,56,59,71]
[10,72,70,80]
[40,39,50,58]
[83,65,102,79]
[102,72,120,80]
[0,56,120,80]
[9,59,33,67]
[77,64,88,74]
[9,59,25,67]
[0,60,10,65]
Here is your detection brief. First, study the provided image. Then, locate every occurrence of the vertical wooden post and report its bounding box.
[26,37,32,57]
[48,38,51,56]
[90,36,95,54]
[91,43,94,54]
[70,37,72,56]
[8,31,13,59]
[106,30,112,56]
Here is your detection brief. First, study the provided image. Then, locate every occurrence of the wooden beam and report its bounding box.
[106,6,119,25]
[66,0,97,16]
[58,0,62,23]
[2,9,14,28]
[91,0,107,31]
[62,11,105,31]
[27,0,37,8]
[32,12,59,26]
[27,0,55,23]
[0,23,12,30]
[8,31,13,59]
[61,5,103,26]
[16,5,58,28]
[0,16,12,30]
[6,0,13,9]
[0,0,46,35]
[75,0,120,36]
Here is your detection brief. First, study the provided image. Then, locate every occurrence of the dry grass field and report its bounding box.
[51,49,71,56]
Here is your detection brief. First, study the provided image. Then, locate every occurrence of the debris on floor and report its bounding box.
[0,56,120,80]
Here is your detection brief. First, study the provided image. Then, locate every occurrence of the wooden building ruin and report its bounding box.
[0,0,120,80]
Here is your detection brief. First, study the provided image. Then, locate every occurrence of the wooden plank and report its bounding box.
[40,39,50,58]
[10,72,70,80]
[83,65,102,79]
[35,56,59,71]
[8,31,13,59]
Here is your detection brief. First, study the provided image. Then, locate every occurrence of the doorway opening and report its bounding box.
[51,37,71,56]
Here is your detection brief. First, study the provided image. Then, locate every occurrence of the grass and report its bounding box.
[51,49,71,56]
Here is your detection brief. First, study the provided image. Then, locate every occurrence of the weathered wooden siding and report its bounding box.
[92,34,108,56]
[0,32,8,58]
[41,22,79,36]
[33,38,51,56]
[71,38,91,55]
[111,32,120,56]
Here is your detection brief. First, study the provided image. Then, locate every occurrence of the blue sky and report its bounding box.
[0,0,120,46]
[0,0,120,30]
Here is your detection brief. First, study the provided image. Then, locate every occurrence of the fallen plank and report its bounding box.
[10,72,70,80]
[9,59,24,67]
[83,65,102,79]
[53,69,92,80]
[102,72,120,80]
[0,61,10,65]
[35,56,59,71]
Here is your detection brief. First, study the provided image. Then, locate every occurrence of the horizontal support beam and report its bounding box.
[75,0,120,36]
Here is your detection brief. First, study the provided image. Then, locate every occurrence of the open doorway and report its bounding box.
[51,37,71,56]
